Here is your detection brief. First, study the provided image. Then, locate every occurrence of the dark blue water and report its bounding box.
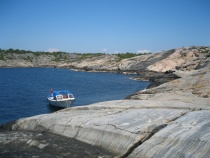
[0,68,150,125]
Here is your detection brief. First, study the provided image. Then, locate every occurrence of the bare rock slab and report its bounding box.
[11,103,187,156]
[129,110,210,158]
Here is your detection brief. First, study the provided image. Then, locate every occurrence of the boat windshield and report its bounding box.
[56,95,63,100]
[52,90,74,99]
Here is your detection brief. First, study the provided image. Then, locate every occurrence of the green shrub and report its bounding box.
[117,52,141,61]
[0,53,4,60]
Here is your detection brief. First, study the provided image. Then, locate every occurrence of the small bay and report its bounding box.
[0,68,150,125]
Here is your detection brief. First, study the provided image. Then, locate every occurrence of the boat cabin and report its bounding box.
[52,90,74,101]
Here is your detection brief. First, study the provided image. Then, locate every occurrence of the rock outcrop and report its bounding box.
[130,65,210,100]
[1,46,209,74]
[70,54,119,71]
[0,46,210,157]
[147,46,210,72]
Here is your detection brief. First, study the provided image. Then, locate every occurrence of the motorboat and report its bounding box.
[47,90,75,108]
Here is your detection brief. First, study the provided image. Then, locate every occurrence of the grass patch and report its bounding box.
[74,53,105,60]
[22,56,33,62]
[117,52,142,61]
[0,53,4,60]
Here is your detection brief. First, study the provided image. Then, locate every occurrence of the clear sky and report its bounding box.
[0,0,210,53]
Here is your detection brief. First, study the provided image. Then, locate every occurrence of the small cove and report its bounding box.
[0,68,150,125]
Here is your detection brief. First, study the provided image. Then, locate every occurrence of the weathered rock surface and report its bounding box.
[118,49,175,71]
[147,46,210,72]
[128,110,210,158]
[10,101,189,157]
[3,96,210,157]
[70,54,119,71]
[1,46,210,157]
[130,65,210,100]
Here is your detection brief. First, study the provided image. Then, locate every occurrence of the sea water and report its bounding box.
[0,68,150,125]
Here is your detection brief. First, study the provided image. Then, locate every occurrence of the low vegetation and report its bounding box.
[72,53,105,60]
[117,52,151,61]
[0,48,70,62]
[117,52,140,60]
[0,48,152,63]
[0,48,68,56]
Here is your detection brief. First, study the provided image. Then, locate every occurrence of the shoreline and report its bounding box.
[0,66,178,91]
[0,67,151,126]
[0,66,181,109]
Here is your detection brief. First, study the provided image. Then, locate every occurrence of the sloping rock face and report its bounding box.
[147,46,210,72]
[7,96,210,157]
[71,46,210,73]
[130,65,210,99]
[118,46,210,72]
[70,54,119,71]
[118,49,175,71]
[11,102,189,157]
[128,110,210,158]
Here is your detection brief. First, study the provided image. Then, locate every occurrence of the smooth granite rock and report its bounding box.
[11,103,188,157]
[128,110,210,158]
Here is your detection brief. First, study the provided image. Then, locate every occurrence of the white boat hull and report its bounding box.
[48,97,75,108]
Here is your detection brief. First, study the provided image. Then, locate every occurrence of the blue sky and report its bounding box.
[0,0,210,53]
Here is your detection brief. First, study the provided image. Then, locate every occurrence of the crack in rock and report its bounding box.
[107,123,139,135]
[62,118,72,135]
[119,112,189,158]
[119,125,167,158]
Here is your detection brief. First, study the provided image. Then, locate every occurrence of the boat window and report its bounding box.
[56,95,63,100]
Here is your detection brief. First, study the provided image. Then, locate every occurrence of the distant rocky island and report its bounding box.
[0,46,210,157]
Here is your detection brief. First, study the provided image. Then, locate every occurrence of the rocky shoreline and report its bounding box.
[0,46,210,157]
